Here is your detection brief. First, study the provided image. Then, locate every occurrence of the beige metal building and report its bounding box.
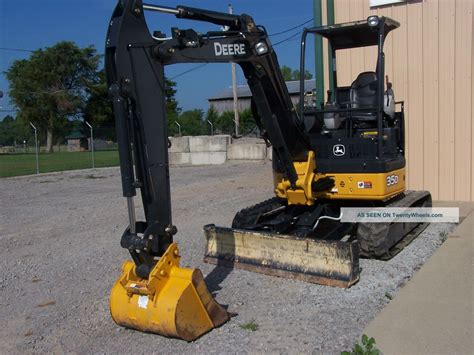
[323,0,473,201]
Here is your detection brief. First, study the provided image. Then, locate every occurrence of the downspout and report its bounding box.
[314,0,324,107]
[326,0,335,93]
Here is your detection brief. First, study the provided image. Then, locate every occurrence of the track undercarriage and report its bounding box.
[204,191,431,287]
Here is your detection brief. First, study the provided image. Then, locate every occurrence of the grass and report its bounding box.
[0,150,119,178]
[239,320,259,332]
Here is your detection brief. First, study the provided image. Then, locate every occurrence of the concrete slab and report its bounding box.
[228,143,267,160]
[364,202,474,355]
[189,135,230,152]
[169,152,191,165]
[190,151,227,165]
[168,136,190,153]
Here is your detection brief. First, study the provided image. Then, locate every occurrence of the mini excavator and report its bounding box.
[105,0,431,341]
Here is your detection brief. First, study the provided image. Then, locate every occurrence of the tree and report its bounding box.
[165,78,180,118]
[165,78,181,136]
[0,115,34,146]
[239,108,258,135]
[83,69,115,140]
[173,109,206,136]
[0,115,16,146]
[6,41,101,152]
[205,105,219,135]
[214,111,235,134]
[84,70,112,125]
[280,65,313,81]
[292,69,313,80]
[211,108,257,136]
[84,70,180,141]
[281,65,293,81]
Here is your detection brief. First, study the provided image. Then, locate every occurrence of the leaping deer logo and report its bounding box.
[333,144,345,156]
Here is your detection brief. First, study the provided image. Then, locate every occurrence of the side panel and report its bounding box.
[317,168,406,200]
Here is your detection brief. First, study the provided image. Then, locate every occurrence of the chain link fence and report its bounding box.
[0,124,119,178]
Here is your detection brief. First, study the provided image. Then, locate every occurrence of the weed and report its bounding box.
[239,320,258,331]
[439,230,449,242]
[341,334,381,355]
[385,292,393,300]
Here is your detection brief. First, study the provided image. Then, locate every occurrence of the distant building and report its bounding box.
[208,80,316,114]
[66,131,88,152]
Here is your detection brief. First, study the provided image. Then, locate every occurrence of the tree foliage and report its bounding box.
[165,106,258,137]
[165,78,181,135]
[83,71,112,122]
[6,41,101,152]
[83,69,179,141]
[214,111,235,134]
[0,115,34,146]
[168,109,206,136]
[203,107,257,136]
[280,65,313,81]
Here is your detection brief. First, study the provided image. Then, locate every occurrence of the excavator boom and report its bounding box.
[106,0,311,341]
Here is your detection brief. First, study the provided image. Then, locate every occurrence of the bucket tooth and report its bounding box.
[204,224,360,288]
[110,243,229,341]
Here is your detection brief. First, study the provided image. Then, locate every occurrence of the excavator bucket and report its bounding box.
[110,243,229,341]
[204,225,360,288]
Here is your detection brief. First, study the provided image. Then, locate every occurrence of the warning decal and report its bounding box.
[357,181,372,189]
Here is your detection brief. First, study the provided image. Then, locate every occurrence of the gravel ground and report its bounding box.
[0,162,455,354]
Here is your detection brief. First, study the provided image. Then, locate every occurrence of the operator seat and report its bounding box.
[350,71,378,120]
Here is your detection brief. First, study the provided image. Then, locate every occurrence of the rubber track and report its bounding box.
[232,197,285,229]
[356,190,432,258]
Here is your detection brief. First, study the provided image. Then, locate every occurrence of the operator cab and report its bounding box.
[300,16,404,174]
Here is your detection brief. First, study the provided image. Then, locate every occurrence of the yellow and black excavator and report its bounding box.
[105,0,430,341]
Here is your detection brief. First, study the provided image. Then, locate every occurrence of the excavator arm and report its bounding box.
[105,0,309,340]
[106,0,309,274]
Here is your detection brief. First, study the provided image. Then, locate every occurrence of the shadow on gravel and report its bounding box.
[205,265,234,296]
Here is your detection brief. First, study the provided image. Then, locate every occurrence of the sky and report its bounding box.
[0,0,316,120]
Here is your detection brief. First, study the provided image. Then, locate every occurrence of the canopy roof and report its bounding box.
[306,17,399,50]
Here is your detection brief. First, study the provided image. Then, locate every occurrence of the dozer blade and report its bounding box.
[204,225,360,288]
[110,243,229,341]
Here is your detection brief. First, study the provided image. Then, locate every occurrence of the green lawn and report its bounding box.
[0,150,119,178]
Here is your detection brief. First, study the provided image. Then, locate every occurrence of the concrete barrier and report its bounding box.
[228,142,267,160]
[267,147,273,161]
[168,136,190,153]
[169,152,191,165]
[189,135,230,152]
[167,135,271,166]
[190,151,227,165]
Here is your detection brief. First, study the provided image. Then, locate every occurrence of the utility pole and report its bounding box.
[85,121,95,169]
[228,4,240,136]
[29,122,39,174]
